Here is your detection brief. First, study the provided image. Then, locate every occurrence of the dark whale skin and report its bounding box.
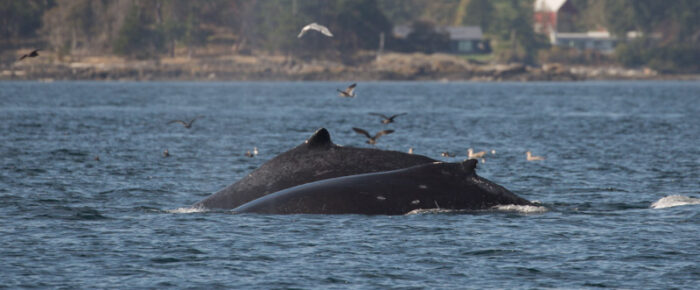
[193,128,436,209]
[232,159,531,215]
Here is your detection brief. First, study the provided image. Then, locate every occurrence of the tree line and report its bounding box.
[1,0,697,72]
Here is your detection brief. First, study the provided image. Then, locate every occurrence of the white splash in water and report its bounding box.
[166,207,209,214]
[492,204,548,214]
[650,195,700,209]
[405,204,549,215]
[405,208,457,215]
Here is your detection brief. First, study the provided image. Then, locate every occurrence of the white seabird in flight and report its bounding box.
[298,23,333,38]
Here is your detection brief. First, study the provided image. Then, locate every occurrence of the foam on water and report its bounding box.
[404,204,548,215]
[166,207,210,214]
[491,204,549,214]
[650,195,700,209]
[405,208,459,215]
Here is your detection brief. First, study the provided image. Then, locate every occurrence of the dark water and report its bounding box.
[1,81,698,288]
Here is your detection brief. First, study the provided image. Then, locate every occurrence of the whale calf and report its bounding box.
[194,128,436,209]
[232,159,531,215]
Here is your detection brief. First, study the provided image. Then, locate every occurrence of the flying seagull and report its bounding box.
[167,116,204,129]
[352,127,394,145]
[297,22,333,38]
[19,49,40,61]
[369,112,407,124]
[337,83,356,97]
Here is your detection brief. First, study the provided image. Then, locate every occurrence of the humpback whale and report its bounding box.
[232,159,531,215]
[193,128,436,209]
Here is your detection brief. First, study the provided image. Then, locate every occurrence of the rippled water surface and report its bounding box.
[1,81,698,288]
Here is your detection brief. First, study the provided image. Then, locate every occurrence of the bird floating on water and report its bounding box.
[163,149,170,158]
[467,148,486,159]
[526,151,545,161]
[168,116,204,129]
[298,23,333,38]
[245,147,259,158]
[369,112,407,124]
[441,152,456,157]
[408,147,414,154]
[352,127,394,145]
[337,83,356,97]
[19,49,40,61]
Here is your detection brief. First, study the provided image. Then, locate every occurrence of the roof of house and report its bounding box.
[534,0,568,12]
[555,31,614,40]
[442,26,483,41]
[392,25,483,40]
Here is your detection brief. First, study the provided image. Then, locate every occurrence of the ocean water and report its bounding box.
[1,81,698,288]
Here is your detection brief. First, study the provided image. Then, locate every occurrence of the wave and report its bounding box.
[405,208,458,215]
[165,207,210,214]
[405,204,548,215]
[491,204,549,214]
[650,195,700,209]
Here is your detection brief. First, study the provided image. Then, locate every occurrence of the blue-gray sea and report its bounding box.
[1,81,698,289]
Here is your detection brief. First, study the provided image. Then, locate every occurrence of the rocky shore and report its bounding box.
[1,52,694,82]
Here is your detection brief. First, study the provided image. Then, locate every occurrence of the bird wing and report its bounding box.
[374,130,394,139]
[389,113,407,120]
[19,55,27,60]
[346,83,356,95]
[318,25,333,37]
[168,120,187,126]
[297,25,311,38]
[298,23,333,38]
[368,112,390,119]
[352,127,372,139]
[310,23,333,37]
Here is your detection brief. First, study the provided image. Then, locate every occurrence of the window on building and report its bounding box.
[458,41,473,52]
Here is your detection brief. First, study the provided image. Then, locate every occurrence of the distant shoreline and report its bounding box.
[2,52,698,82]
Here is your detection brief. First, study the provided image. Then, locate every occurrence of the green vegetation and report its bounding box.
[601,0,700,73]
[113,5,163,59]
[1,0,697,72]
[0,0,55,46]
[486,0,549,64]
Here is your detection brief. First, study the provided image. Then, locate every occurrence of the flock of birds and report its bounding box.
[19,22,546,163]
[164,79,546,163]
[337,83,545,162]
[298,22,546,162]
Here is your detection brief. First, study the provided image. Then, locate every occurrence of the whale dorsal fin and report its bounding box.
[461,159,478,174]
[305,128,333,148]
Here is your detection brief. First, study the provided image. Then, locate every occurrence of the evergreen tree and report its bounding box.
[489,0,548,64]
[0,0,55,46]
[405,20,450,53]
[113,5,164,59]
[463,0,494,32]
